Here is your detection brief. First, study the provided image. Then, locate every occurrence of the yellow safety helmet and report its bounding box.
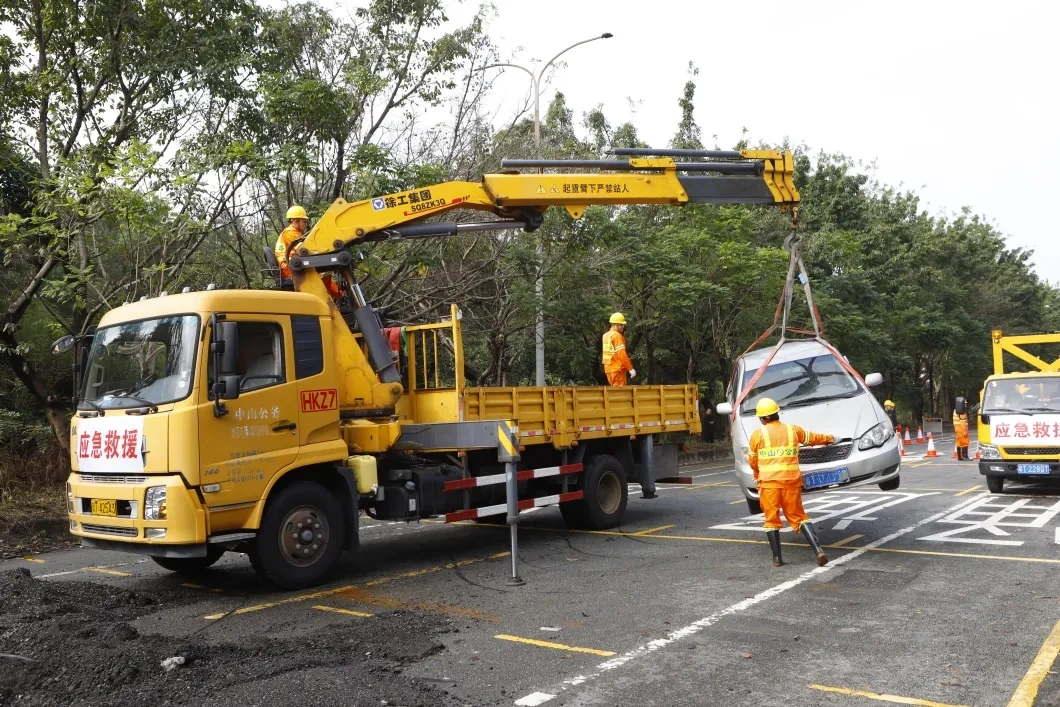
[286,205,308,221]
[884,400,895,408]
[755,398,780,417]
[609,312,627,325]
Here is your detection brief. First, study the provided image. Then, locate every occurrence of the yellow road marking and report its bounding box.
[729,499,745,504]
[632,525,673,536]
[865,546,1060,565]
[830,534,864,548]
[341,588,502,622]
[181,583,204,589]
[312,605,373,618]
[1007,614,1060,706]
[907,462,931,468]
[495,634,615,657]
[810,684,972,707]
[955,484,983,497]
[203,551,510,620]
[85,567,131,577]
[21,556,44,563]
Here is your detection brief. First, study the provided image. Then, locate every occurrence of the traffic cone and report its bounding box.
[916,427,925,444]
[951,444,959,459]
[974,442,981,460]
[903,429,912,446]
[899,434,907,456]
[926,434,939,457]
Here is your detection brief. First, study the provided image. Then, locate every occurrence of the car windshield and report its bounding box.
[80,315,200,410]
[983,378,1060,414]
[739,352,862,415]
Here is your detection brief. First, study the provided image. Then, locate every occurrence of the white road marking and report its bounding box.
[37,558,149,579]
[711,491,936,533]
[918,496,1060,546]
[1055,527,1060,545]
[513,493,989,706]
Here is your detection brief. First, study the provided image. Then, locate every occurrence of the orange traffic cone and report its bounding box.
[974,443,981,460]
[916,427,925,444]
[903,429,912,446]
[951,444,959,459]
[899,433,906,456]
[926,433,939,457]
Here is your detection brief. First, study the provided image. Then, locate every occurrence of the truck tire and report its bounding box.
[151,548,225,574]
[987,475,1005,494]
[560,454,627,530]
[878,475,901,491]
[250,481,346,590]
[746,497,762,515]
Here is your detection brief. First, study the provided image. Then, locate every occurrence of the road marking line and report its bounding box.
[37,558,148,579]
[516,693,559,706]
[342,587,503,623]
[810,684,973,707]
[495,634,615,657]
[955,484,983,497]
[831,534,864,548]
[907,462,931,468]
[513,493,988,706]
[21,556,44,563]
[181,583,204,589]
[632,525,673,536]
[729,499,745,504]
[203,551,510,620]
[865,546,1060,564]
[686,469,734,479]
[1055,527,1060,545]
[312,605,373,618]
[85,567,132,577]
[1007,614,1060,706]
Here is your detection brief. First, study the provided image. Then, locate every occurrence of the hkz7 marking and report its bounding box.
[300,389,338,413]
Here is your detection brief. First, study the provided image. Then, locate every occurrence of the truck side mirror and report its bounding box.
[864,373,884,388]
[210,318,241,414]
[51,335,76,356]
[716,402,733,416]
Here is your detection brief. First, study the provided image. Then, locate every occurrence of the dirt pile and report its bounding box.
[0,568,460,707]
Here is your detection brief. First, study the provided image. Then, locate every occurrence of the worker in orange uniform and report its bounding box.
[953,397,970,461]
[275,205,343,301]
[747,398,835,568]
[601,312,636,386]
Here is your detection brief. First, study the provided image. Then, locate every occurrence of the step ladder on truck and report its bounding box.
[55,148,800,589]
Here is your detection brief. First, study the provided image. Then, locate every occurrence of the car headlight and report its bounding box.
[144,486,167,520]
[979,444,1001,460]
[858,421,895,451]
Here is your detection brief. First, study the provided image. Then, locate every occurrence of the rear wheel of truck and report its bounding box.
[987,475,1005,494]
[560,454,627,530]
[151,548,225,574]
[878,475,901,491]
[250,481,345,590]
[746,497,762,515]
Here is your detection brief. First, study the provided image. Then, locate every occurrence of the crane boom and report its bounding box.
[282,149,800,414]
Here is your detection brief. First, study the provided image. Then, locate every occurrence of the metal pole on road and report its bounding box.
[504,460,524,586]
[478,33,613,387]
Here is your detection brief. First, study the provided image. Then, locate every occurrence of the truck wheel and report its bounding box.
[152,548,225,574]
[987,475,1005,494]
[250,481,345,590]
[878,475,901,491]
[746,497,762,515]
[560,454,627,530]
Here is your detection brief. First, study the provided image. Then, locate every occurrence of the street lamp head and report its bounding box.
[602,32,613,38]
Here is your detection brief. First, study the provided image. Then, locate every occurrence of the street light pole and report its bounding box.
[480,32,613,387]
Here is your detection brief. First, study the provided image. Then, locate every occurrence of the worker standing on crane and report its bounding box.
[953,397,970,461]
[601,313,636,386]
[275,205,343,301]
[747,398,835,567]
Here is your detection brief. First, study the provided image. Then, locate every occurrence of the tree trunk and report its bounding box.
[0,329,68,448]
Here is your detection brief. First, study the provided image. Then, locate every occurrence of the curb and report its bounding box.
[678,449,734,467]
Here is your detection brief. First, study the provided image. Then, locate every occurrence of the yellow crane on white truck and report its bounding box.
[54,149,800,588]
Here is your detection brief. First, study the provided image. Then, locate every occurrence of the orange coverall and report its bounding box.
[953,411,970,448]
[748,421,834,532]
[275,226,342,299]
[601,327,634,386]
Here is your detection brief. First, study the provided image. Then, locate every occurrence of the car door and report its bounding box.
[198,315,300,517]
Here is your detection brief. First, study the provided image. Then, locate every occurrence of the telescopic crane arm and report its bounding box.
[285,149,800,415]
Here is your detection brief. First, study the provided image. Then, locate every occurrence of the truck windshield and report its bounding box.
[80,315,200,410]
[983,378,1060,414]
[739,353,861,415]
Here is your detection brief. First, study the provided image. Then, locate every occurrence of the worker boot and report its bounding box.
[766,530,784,567]
[800,523,828,566]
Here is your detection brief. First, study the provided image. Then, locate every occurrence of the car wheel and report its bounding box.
[878,475,901,491]
[151,547,225,574]
[746,496,762,514]
[987,475,1005,494]
[560,454,628,530]
[250,481,345,590]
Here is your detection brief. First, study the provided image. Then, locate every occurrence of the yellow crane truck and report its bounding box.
[54,149,800,588]
[978,329,1060,493]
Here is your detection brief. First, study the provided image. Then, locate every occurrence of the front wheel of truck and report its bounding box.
[250,481,346,590]
[987,475,1005,494]
[151,548,225,574]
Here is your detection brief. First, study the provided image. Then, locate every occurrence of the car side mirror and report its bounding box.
[716,402,733,416]
[864,372,884,388]
[51,335,76,356]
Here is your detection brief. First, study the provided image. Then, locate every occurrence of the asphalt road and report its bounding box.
[8,438,1060,707]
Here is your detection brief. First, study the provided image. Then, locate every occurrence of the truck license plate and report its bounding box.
[803,468,848,489]
[90,499,117,516]
[1017,464,1051,475]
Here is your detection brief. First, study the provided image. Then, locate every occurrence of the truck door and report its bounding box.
[198,315,300,518]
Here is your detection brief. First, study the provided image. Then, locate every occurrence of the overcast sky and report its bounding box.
[444,0,1057,277]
